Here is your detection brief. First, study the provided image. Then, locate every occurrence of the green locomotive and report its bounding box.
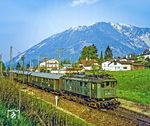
[62,75,119,109]
[13,71,120,109]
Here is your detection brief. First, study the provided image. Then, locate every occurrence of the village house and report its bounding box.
[102,61,144,71]
[51,68,83,74]
[39,59,59,70]
[131,63,145,70]
[101,61,111,71]
[102,61,131,71]
[79,59,99,70]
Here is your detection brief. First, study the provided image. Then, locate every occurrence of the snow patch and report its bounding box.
[140,33,150,47]
[38,43,46,49]
[110,22,123,31]
[70,26,87,31]
[15,52,26,63]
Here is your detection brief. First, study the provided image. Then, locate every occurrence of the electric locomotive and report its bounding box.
[13,70,120,109]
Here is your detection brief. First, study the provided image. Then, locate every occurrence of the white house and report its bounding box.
[144,54,150,59]
[102,61,131,71]
[39,59,59,70]
[101,61,111,71]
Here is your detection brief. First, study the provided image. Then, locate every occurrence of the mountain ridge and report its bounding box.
[9,22,150,66]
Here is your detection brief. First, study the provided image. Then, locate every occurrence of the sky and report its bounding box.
[0,0,150,62]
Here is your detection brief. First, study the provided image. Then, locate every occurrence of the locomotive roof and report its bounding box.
[63,74,116,83]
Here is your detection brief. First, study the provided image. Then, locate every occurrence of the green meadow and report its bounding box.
[111,69,150,105]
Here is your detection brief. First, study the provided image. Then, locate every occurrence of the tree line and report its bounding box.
[79,44,113,63]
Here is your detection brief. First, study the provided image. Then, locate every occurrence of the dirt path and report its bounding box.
[119,99,150,117]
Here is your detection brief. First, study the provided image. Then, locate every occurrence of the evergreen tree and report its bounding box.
[16,62,21,70]
[26,63,30,69]
[80,44,98,60]
[99,51,103,63]
[62,59,71,64]
[104,46,113,60]
[145,57,150,67]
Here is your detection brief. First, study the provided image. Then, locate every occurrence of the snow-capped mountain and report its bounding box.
[10,22,150,66]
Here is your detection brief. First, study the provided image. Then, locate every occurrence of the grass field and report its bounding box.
[0,102,32,126]
[87,69,150,105]
[110,69,150,105]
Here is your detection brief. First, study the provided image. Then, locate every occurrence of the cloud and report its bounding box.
[71,0,99,7]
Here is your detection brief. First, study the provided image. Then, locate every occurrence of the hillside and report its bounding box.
[10,22,150,66]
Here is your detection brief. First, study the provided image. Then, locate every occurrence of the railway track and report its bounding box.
[109,107,150,126]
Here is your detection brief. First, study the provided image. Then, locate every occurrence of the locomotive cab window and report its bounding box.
[101,83,104,88]
[106,82,109,87]
[111,82,115,87]
[102,82,111,88]
[102,82,117,88]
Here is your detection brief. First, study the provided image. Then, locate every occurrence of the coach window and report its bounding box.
[45,78,48,83]
[41,78,43,83]
[38,77,40,82]
[80,82,83,87]
[66,79,69,84]
[84,82,87,87]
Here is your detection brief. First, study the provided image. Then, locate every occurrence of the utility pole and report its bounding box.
[44,58,48,73]
[21,55,25,83]
[10,46,13,81]
[30,59,32,69]
[58,48,65,70]
[0,54,2,76]
[38,55,40,71]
